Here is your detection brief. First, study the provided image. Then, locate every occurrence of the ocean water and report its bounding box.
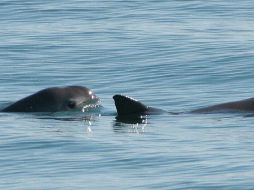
[1,0,254,189]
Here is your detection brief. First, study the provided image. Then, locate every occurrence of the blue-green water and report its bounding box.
[1,1,254,189]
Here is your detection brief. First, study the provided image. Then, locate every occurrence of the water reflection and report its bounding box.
[113,115,148,133]
[38,114,99,122]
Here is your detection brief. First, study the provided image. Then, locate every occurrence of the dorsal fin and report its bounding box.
[113,95,148,116]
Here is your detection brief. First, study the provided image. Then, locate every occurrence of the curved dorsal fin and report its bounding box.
[113,95,148,116]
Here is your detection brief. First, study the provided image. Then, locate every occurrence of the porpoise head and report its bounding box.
[60,86,100,112]
[1,86,100,112]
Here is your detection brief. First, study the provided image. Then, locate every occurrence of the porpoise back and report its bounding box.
[113,94,254,117]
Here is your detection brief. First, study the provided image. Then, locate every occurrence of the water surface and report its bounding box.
[1,1,254,189]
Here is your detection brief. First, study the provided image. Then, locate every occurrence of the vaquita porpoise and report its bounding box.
[1,86,99,112]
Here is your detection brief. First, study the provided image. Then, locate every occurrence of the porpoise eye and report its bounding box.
[67,101,76,109]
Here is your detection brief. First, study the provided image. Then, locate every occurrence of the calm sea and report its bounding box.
[1,0,254,189]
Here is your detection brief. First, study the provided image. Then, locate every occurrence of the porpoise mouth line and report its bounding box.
[82,103,101,113]
[1,86,99,113]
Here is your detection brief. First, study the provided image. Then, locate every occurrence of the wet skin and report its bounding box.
[1,86,99,112]
[113,94,254,117]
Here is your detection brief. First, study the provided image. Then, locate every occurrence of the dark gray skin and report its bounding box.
[190,97,254,113]
[1,86,99,112]
[113,95,165,117]
[113,95,254,117]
